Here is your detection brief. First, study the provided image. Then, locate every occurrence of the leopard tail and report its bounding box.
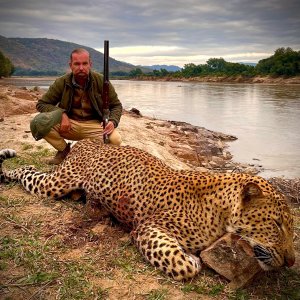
[0,149,16,183]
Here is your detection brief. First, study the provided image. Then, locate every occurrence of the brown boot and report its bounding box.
[47,143,71,165]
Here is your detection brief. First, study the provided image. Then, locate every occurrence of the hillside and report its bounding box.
[0,35,148,75]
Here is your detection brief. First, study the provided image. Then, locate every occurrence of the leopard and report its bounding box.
[0,139,295,280]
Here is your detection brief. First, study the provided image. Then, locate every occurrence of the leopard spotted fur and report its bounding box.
[0,139,295,280]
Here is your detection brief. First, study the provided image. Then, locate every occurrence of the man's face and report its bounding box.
[69,52,92,80]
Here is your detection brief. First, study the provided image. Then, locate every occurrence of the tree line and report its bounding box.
[128,47,300,78]
[1,47,299,78]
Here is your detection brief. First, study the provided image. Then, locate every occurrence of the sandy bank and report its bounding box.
[135,75,300,85]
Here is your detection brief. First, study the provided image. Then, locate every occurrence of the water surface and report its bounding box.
[113,80,300,178]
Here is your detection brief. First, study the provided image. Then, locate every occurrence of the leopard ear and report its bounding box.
[242,182,263,203]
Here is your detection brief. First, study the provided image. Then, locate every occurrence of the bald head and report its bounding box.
[70,48,90,62]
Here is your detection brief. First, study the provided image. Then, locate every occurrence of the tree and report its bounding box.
[182,63,202,77]
[159,68,169,77]
[0,51,14,77]
[152,69,161,77]
[206,58,226,73]
[128,68,143,77]
[256,47,300,76]
[224,62,254,76]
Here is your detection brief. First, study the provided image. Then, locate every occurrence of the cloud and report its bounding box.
[0,0,299,66]
[109,45,272,66]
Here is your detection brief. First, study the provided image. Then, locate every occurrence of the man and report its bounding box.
[30,48,122,165]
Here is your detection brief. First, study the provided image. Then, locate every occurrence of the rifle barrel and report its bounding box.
[104,40,109,82]
[103,40,110,144]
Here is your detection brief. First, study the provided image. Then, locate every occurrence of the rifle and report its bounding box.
[102,40,110,144]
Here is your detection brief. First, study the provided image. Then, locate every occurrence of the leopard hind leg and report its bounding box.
[2,165,85,200]
[1,149,87,199]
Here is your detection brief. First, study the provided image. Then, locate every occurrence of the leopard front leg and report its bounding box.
[131,220,202,280]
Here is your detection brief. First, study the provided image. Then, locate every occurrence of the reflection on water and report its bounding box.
[4,77,300,178]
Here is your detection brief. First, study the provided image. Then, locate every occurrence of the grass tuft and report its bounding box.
[146,288,169,300]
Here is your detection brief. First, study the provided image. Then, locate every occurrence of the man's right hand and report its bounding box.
[59,113,71,134]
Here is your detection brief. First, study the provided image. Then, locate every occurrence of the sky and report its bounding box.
[0,0,299,67]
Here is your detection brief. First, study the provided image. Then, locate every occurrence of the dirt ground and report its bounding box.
[0,83,299,300]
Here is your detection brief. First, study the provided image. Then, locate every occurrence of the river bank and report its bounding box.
[134,75,300,84]
[1,74,300,86]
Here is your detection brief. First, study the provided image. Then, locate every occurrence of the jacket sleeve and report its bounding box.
[36,77,66,113]
[108,81,123,128]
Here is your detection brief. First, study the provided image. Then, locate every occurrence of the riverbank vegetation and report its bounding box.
[126,47,300,79]
[0,50,14,78]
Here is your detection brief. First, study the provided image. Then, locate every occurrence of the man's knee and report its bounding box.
[30,111,62,141]
[109,130,122,146]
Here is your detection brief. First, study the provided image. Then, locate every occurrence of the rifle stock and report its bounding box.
[103,40,110,144]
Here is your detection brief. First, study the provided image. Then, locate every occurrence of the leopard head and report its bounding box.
[228,180,295,270]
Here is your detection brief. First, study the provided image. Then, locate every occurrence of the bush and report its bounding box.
[256,47,300,76]
[0,51,14,77]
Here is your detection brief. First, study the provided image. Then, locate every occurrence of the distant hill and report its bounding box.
[143,64,182,72]
[0,35,148,75]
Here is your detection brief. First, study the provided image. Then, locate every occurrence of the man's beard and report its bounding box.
[74,72,88,83]
[75,72,88,78]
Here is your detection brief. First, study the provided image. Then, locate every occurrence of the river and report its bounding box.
[113,80,300,178]
[5,78,300,178]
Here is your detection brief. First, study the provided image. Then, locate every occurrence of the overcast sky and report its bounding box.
[0,0,299,67]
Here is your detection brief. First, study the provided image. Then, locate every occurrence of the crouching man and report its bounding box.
[30,48,122,165]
